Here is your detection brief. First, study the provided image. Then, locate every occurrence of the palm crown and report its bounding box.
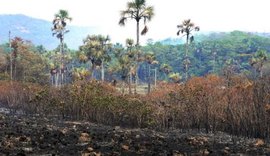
[177,19,200,44]
[52,10,72,41]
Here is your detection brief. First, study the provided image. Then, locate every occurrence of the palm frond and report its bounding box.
[177,24,183,29]
[135,0,146,7]
[141,25,148,35]
[177,30,180,36]
[119,17,127,26]
[127,1,137,9]
[66,17,72,21]
[56,34,62,39]
[61,21,66,27]
[189,23,195,27]
[52,19,57,24]
[190,36,194,43]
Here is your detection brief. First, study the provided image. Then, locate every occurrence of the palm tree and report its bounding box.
[160,63,172,81]
[52,9,72,86]
[177,19,199,81]
[169,72,181,83]
[80,35,111,81]
[119,0,154,46]
[144,52,158,93]
[119,0,154,93]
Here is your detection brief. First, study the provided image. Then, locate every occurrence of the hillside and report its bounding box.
[0,14,99,50]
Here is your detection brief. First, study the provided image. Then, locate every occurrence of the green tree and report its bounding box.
[8,37,48,83]
[144,52,158,93]
[80,35,111,81]
[160,63,172,81]
[250,49,267,78]
[169,72,181,83]
[111,41,135,94]
[52,9,72,86]
[177,19,200,81]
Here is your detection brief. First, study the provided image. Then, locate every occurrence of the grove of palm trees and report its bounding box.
[1,0,270,155]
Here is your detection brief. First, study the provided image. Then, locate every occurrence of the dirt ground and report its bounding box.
[0,112,270,156]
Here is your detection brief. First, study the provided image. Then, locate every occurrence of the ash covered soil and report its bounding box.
[0,113,270,156]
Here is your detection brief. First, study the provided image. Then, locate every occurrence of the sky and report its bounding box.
[0,0,270,45]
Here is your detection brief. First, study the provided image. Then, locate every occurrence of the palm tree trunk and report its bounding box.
[147,64,151,94]
[10,54,12,81]
[9,31,13,81]
[14,59,16,81]
[185,35,189,81]
[134,21,140,94]
[56,72,59,87]
[136,21,139,46]
[154,68,157,88]
[60,38,64,86]
[101,60,105,81]
[129,71,132,94]
[91,62,95,79]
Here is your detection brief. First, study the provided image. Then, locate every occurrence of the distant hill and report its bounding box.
[159,33,210,45]
[0,14,99,50]
[159,31,270,46]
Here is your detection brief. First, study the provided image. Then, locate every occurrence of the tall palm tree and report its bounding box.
[52,9,72,86]
[119,0,154,94]
[177,19,199,81]
[119,0,154,46]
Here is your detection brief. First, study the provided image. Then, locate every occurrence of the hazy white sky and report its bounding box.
[0,0,270,44]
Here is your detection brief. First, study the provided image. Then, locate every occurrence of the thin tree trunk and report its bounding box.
[60,38,63,86]
[101,61,105,81]
[185,35,189,81]
[121,81,125,94]
[51,74,53,86]
[9,31,13,81]
[14,59,16,81]
[147,64,151,94]
[56,72,59,87]
[135,21,140,94]
[129,72,132,94]
[260,64,263,78]
[91,61,95,79]
[136,21,139,46]
[154,68,157,88]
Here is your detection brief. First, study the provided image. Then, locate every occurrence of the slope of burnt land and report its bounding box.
[0,112,270,156]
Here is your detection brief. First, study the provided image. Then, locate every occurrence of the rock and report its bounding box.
[254,139,264,147]
[79,133,91,142]
[22,147,33,152]
[122,144,129,150]
[199,149,210,155]
[173,150,185,156]
[187,136,208,146]
[18,136,30,142]
[82,152,101,156]
[222,149,230,155]
[224,146,230,150]
[114,126,121,130]
[87,147,94,152]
